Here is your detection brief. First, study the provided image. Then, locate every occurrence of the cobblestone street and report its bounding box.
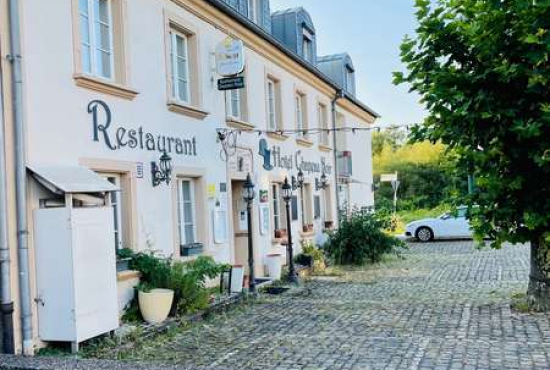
[102,241,550,370]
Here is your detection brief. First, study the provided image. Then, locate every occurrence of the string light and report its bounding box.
[216,125,411,161]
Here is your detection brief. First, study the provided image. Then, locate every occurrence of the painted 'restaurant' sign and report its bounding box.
[88,100,197,156]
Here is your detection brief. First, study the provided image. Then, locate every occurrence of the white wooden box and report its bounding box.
[33,207,119,347]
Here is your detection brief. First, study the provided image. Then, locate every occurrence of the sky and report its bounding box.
[270,0,426,128]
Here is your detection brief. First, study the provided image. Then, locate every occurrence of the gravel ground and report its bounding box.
[4,240,550,370]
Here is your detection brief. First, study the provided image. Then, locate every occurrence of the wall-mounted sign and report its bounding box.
[88,100,197,156]
[136,162,144,179]
[258,139,333,175]
[216,37,245,77]
[218,76,245,91]
[229,148,253,174]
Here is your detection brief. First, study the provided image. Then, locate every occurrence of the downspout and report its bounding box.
[0,39,15,355]
[331,89,344,224]
[8,0,33,355]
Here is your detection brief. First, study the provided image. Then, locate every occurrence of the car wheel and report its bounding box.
[416,227,433,242]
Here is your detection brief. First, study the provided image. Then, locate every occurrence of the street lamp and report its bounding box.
[282,177,299,283]
[242,173,256,294]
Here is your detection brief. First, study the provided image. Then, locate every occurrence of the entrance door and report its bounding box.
[231,180,249,270]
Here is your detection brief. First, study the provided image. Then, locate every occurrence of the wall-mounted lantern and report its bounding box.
[151,151,173,187]
[315,172,328,191]
[291,169,305,190]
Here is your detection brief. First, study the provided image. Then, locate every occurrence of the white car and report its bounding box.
[405,206,473,242]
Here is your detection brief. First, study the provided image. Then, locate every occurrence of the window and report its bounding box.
[296,93,308,138]
[302,38,311,62]
[178,179,198,246]
[291,195,299,221]
[248,0,261,23]
[314,195,321,220]
[300,184,313,227]
[226,89,241,120]
[79,0,114,79]
[346,66,355,94]
[271,183,288,236]
[170,30,190,104]
[97,173,124,251]
[318,103,329,146]
[266,77,281,131]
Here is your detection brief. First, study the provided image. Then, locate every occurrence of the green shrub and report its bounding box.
[325,209,406,265]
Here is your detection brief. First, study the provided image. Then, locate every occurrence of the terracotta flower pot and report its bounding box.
[138,289,174,325]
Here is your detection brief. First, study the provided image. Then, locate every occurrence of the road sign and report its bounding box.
[380,173,398,183]
[216,37,245,77]
[218,76,245,91]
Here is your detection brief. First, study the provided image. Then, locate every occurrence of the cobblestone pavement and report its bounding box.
[97,241,550,370]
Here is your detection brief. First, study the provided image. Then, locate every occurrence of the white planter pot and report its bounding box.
[138,289,174,324]
[265,254,283,280]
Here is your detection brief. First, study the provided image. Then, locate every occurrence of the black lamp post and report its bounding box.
[242,173,256,294]
[282,177,299,283]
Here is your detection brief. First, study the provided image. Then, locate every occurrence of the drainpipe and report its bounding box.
[8,0,33,355]
[331,89,345,225]
[0,40,15,355]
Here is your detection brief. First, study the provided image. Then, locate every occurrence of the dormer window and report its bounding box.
[302,28,314,63]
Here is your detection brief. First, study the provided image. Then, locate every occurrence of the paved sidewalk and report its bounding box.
[48,241,550,369]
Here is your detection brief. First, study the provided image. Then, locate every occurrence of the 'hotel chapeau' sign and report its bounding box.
[88,100,197,156]
[258,139,332,175]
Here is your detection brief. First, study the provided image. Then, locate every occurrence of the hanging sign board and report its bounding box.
[218,76,245,91]
[215,37,245,77]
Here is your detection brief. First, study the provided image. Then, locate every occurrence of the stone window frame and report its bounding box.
[295,86,313,147]
[71,0,139,100]
[164,11,209,120]
[171,166,209,259]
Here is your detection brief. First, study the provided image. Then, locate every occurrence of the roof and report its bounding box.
[204,0,380,119]
[272,6,315,32]
[28,165,119,194]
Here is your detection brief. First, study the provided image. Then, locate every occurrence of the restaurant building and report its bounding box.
[0,0,378,354]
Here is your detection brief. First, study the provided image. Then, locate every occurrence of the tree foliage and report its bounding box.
[395,0,550,308]
[395,0,550,245]
[374,136,464,210]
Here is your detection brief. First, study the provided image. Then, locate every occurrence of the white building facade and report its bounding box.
[0,0,378,353]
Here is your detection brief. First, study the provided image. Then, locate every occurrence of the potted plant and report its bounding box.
[137,283,174,325]
[116,248,134,272]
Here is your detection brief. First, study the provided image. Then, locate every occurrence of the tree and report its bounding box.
[394,0,550,309]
